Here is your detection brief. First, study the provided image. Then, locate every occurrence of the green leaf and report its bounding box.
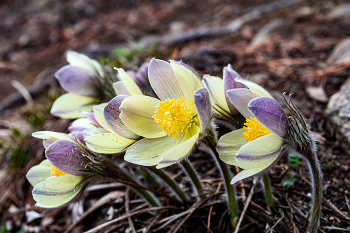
[282,172,298,186]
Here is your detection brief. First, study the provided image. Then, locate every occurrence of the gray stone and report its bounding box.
[325,77,350,152]
[326,37,350,66]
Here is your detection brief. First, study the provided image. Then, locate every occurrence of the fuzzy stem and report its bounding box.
[121,170,160,209]
[208,142,239,228]
[147,166,188,202]
[181,159,203,198]
[304,151,322,233]
[262,173,274,215]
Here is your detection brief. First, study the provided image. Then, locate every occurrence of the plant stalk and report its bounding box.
[181,159,203,198]
[147,166,188,202]
[208,142,239,228]
[262,173,274,215]
[304,151,322,233]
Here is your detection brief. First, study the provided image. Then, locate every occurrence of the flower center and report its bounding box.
[51,166,68,177]
[243,117,271,142]
[153,97,197,139]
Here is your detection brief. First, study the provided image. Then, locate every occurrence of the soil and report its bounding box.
[0,0,350,232]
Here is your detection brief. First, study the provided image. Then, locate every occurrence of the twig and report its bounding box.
[111,178,184,206]
[156,192,222,231]
[64,191,125,233]
[250,200,271,215]
[345,195,350,212]
[265,209,285,233]
[234,177,257,233]
[144,211,164,233]
[208,182,222,229]
[84,206,181,233]
[125,188,136,233]
[172,193,221,233]
[322,197,350,220]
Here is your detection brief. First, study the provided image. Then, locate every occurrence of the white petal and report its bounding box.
[120,95,166,138]
[148,58,183,100]
[230,167,266,184]
[170,60,202,101]
[85,132,136,154]
[202,75,230,114]
[235,78,273,98]
[32,131,75,142]
[217,129,247,166]
[113,81,131,96]
[26,159,53,187]
[125,136,180,166]
[50,93,98,119]
[226,89,255,119]
[116,68,143,95]
[157,126,200,168]
[32,175,84,208]
[236,133,283,170]
[93,103,113,132]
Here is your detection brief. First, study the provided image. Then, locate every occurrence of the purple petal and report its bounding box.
[194,88,212,132]
[68,125,85,133]
[81,112,101,127]
[226,89,256,119]
[113,81,131,96]
[46,140,89,176]
[248,97,288,138]
[74,132,86,145]
[148,58,183,100]
[104,96,142,140]
[55,65,99,97]
[223,66,246,114]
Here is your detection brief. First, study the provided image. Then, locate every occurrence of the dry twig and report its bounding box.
[234,177,257,233]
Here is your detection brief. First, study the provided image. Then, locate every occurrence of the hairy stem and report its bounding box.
[209,143,239,228]
[305,151,322,233]
[181,159,203,198]
[147,166,188,202]
[262,173,274,214]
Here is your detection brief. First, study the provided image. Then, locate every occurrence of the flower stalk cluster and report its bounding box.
[26,51,322,232]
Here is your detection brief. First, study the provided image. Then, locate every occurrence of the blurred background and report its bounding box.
[1,0,350,232]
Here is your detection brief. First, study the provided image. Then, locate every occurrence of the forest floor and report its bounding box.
[0,0,350,232]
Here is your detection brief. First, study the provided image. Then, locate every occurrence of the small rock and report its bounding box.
[306,86,328,103]
[328,4,350,18]
[325,76,350,154]
[326,37,350,66]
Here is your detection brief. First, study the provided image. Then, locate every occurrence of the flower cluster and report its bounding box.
[26,51,321,233]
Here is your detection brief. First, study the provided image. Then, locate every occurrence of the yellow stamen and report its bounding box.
[51,166,68,177]
[243,117,272,142]
[152,97,197,139]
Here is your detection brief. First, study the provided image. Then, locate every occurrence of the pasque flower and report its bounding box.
[202,64,244,118]
[101,58,211,168]
[217,77,288,184]
[51,51,104,119]
[83,68,143,153]
[26,139,91,208]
